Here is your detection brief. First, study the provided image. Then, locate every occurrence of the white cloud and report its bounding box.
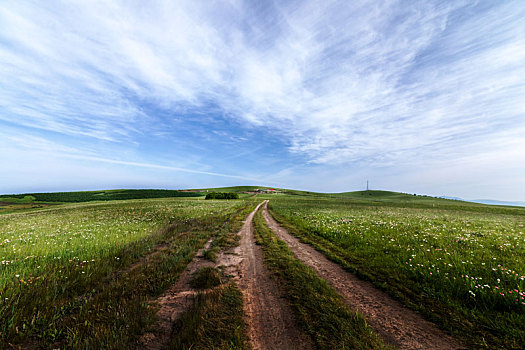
[0,0,524,197]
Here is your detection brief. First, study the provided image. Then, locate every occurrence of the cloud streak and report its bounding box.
[1,0,524,198]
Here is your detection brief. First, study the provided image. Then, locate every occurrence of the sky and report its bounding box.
[1,0,524,201]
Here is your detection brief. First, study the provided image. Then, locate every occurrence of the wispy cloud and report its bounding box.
[1,1,524,198]
[64,155,266,183]
[0,126,263,184]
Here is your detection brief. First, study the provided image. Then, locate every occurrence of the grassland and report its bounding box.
[0,197,255,348]
[170,272,248,349]
[2,186,523,348]
[267,191,525,349]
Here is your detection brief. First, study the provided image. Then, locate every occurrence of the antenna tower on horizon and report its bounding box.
[366,180,369,191]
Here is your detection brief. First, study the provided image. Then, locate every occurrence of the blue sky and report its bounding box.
[1,0,524,200]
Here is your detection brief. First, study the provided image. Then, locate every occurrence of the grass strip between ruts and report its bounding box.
[170,280,248,350]
[252,207,390,350]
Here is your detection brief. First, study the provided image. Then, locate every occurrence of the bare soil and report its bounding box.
[262,201,464,350]
[140,238,215,349]
[235,202,314,350]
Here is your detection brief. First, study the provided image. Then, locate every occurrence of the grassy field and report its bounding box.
[2,186,523,348]
[0,197,254,348]
[267,191,525,348]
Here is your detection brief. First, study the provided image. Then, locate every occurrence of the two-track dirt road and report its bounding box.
[262,200,463,350]
[143,200,463,349]
[235,202,314,350]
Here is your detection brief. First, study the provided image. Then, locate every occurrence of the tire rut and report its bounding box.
[236,202,314,350]
[262,201,464,350]
[140,237,215,350]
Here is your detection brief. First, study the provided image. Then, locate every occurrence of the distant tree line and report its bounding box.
[205,192,239,200]
[2,189,203,203]
[0,195,36,204]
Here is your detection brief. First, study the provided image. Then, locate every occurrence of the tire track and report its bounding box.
[262,201,464,350]
[236,202,314,350]
[140,237,215,349]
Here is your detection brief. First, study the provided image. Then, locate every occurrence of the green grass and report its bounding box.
[170,281,248,350]
[1,189,204,204]
[252,207,388,349]
[0,195,36,204]
[0,197,255,348]
[268,193,525,349]
[4,187,522,348]
[190,267,224,290]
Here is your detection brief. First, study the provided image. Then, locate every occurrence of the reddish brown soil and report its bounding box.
[139,238,215,349]
[236,203,314,350]
[262,201,464,350]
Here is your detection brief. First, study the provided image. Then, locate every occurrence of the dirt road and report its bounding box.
[262,201,463,350]
[236,202,313,350]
